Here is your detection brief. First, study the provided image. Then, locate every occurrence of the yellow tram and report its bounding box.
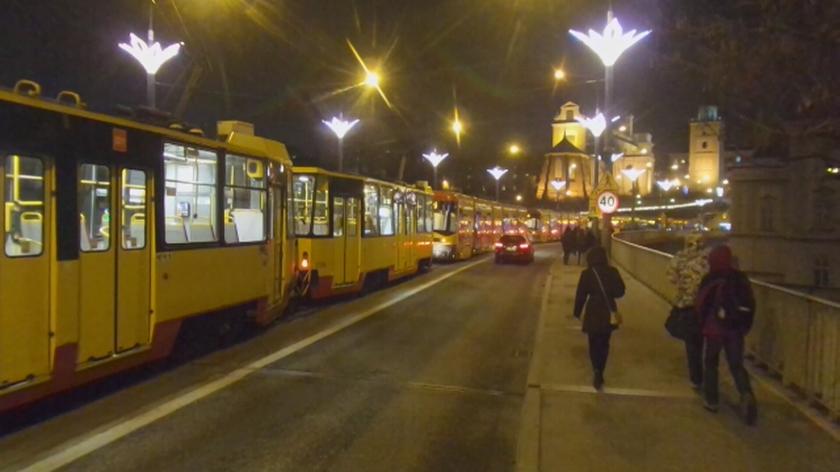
[0,81,296,411]
[292,167,434,299]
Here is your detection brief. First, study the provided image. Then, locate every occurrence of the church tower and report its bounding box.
[552,102,588,151]
[688,106,724,188]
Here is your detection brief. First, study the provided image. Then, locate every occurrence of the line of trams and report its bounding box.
[0,81,579,412]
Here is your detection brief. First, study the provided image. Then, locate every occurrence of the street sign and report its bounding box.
[597,191,620,214]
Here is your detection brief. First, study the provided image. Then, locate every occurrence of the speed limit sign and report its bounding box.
[597,191,620,214]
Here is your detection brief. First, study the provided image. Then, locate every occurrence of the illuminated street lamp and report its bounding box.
[554,68,566,81]
[423,149,450,189]
[508,144,521,156]
[322,116,360,172]
[571,10,650,245]
[621,168,647,222]
[118,4,181,108]
[487,166,509,201]
[550,179,567,208]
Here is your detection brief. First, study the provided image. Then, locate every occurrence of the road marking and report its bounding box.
[18,257,490,472]
[515,267,553,472]
[540,383,694,399]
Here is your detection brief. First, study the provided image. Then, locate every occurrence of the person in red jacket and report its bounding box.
[695,245,758,425]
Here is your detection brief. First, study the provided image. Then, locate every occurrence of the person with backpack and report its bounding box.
[695,245,758,424]
[666,235,708,389]
[573,246,626,390]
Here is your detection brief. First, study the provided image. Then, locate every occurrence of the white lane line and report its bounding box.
[540,383,694,399]
[515,268,553,472]
[18,257,490,472]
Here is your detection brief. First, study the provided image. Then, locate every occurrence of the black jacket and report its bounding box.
[573,265,626,334]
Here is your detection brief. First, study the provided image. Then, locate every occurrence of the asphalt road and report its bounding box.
[1,245,559,472]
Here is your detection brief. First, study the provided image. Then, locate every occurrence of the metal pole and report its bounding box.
[147,2,156,108]
[495,180,500,202]
[601,64,614,252]
[433,166,438,190]
[337,138,344,172]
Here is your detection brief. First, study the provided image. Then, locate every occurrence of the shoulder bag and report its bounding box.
[593,268,623,328]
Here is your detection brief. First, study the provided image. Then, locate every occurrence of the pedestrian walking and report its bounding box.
[574,226,587,264]
[666,235,708,389]
[573,246,626,390]
[561,227,576,265]
[695,245,758,425]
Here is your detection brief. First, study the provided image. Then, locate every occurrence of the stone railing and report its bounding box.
[612,233,840,420]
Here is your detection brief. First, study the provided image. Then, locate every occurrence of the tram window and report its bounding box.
[78,164,111,252]
[379,187,395,236]
[363,184,379,236]
[293,175,314,236]
[224,155,267,243]
[347,198,358,237]
[425,198,434,234]
[313,176,329,236]
[333,197,345,237]
[163,142,218,244]
[121,169,146,250]
[416,195,426,233]
[4,155,45,257]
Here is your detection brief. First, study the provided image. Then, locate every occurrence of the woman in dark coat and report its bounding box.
[573,246,626,390]
[695,244,757,424]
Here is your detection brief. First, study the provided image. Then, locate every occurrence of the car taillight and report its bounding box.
[519,243,530,249]
[300,252,310,270]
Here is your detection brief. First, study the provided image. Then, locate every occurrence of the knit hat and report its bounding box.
[708,245,734,273]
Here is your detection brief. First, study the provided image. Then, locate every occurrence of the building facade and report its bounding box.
[729,137,840,300]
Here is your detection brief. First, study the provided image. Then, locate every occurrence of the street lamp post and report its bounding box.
[487,166,509,202]
[423,150,450,189]
[322,116,360,172]
[550,179,566,210]
[621,168,647,223]
[570,10,650,249]
[118,3,181,109]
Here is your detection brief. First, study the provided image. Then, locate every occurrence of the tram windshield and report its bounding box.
[433,201,458,235]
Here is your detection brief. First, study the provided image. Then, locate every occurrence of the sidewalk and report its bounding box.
[521,257,839,471]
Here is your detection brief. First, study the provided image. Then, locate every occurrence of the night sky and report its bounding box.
[0,0,703,185]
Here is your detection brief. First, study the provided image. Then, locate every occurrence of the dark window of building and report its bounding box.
[813,188,835,232]
[701,141,708,150]
[566,110,574,120]
[759,195,775,232]
[814,256,830,288]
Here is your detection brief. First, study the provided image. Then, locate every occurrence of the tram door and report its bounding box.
[0,155,51,385]
[78,165,150,362]
[332,196,361,286]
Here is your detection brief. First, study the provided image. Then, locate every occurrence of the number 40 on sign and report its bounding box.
[597,191,620,214]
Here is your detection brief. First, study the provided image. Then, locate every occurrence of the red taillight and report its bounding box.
[519,243,530,249]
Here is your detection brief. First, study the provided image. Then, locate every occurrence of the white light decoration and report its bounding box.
[610,152,624,163]
[119,33,181,75]
[569,16,651,67]
[322,116,360,139]
[577,112,607,138]
[716,186,725,197]
[487,166,509,181]
[550,180,566,192]
[422,150,450,168]
[656,179,676,192]
[621,168,646,182]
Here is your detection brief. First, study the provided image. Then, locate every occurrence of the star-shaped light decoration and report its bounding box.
[656,179,677,191]
[610,152,625,163]
[569,15,651,67]
[577,112,607,138]
[550,180,567,192]
[487,166,509,181]
[422,150,450,168]
[322,116,360,139]
[620,168,647,183]
[118,33,181,74]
